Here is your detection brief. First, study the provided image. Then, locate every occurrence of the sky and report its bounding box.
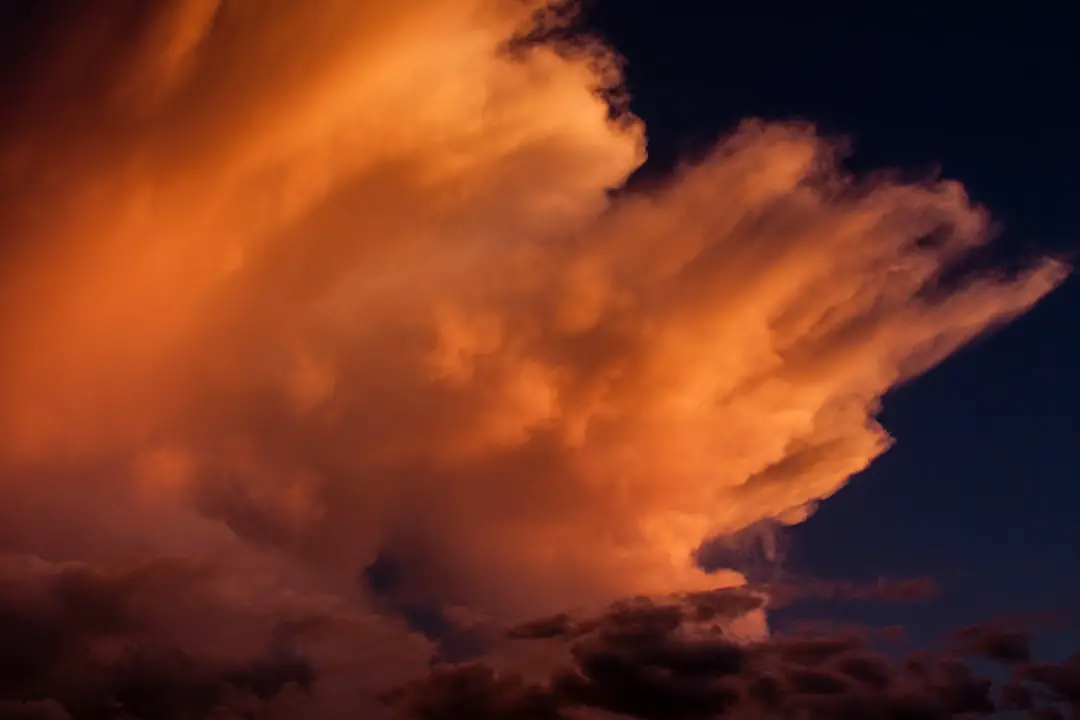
[0,2,1076,718]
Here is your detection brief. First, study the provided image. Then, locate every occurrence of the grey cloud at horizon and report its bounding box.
[386,589,1080,719]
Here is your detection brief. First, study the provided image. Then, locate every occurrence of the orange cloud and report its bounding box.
[0,0,1065,646]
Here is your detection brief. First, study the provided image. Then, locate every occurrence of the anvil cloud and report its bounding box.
[0,1,1066,717]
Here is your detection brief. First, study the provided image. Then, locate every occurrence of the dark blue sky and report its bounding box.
[587,3,1079,649]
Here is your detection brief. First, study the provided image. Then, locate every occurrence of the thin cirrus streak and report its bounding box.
[0,1,1068,715]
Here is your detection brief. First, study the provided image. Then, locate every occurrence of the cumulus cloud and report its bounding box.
[0,0,1069,716]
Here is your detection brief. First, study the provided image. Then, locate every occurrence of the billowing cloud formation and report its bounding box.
[0,1,1068,715]
[386,591,1080,719]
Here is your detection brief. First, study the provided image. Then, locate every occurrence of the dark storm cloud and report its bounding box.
[385,589,1080,719]
[950,621,1033,663]
[1021,655,1080,709]
[0,556,315,718]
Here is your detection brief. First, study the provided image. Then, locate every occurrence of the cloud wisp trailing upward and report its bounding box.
[0,0,1068,716]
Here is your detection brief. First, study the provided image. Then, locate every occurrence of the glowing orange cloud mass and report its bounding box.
[0,1,1067,715]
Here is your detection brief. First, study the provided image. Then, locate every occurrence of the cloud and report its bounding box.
[0,700,72,720]
[386,591,1079,719]
[950,621,1032,664]
[0,1,1069,716]
[0,555,307,717]
[0,553,435,718]
[0,0,1064,623]
[1022,656,1080,710]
